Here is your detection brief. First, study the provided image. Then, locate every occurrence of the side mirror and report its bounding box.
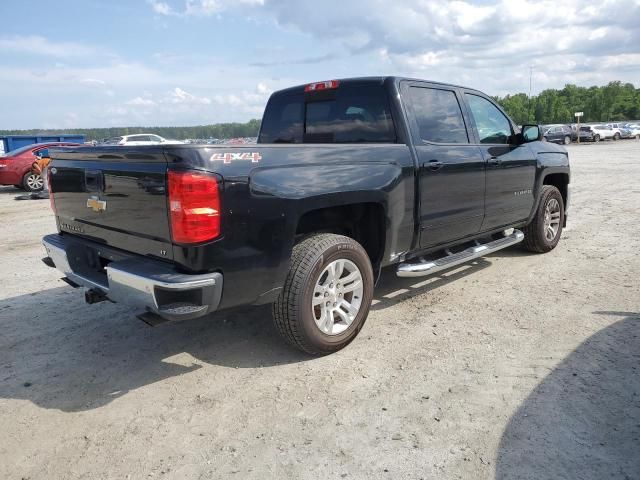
[521,124,541,143]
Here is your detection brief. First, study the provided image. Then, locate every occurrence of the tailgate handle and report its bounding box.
[85,170,104,192]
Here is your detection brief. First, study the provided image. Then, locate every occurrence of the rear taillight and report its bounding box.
[47,168,55,213]
[168,170,221,244]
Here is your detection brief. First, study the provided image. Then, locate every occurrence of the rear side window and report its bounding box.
[259,83,396,144]
[407,87,468,144]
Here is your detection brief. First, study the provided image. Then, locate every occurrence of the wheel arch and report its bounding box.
[542,172,569,208]
[295,201,387,269]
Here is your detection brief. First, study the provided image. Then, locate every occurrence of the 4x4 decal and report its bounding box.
[210,152,262,164]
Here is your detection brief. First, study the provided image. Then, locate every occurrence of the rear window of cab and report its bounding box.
[258,83,397,144]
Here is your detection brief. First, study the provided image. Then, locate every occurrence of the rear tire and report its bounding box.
[594,134,600,142]
[563,136,571,145]
[613,132,620,141]
[522,185,564,253]
[22,172,44,192]
[272,234,374,355]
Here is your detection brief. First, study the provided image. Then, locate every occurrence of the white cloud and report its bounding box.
[79,78,107,86]
[148,0,264,16]
[0,35,105,58]
[170,87,211,105]
[256,82,272,95]
[126,97,158,107]
[148,0,173,15]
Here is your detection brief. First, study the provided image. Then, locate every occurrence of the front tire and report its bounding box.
[594,134,600,142]
[272,234,374,355]
[564,136,571,145]
[22,172,44,192]
[522,185,564,253]
[613,132,620,141]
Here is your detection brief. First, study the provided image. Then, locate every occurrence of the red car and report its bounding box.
[0,142,80,191]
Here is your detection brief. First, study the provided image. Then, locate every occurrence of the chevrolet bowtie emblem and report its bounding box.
[86,196,107,212]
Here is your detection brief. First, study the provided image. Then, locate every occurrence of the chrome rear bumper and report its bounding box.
[42,234,223,321]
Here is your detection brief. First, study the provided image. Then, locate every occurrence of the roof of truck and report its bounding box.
[270,76,481,97]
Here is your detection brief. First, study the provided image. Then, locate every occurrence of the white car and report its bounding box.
[578,124,615,142]
[624,123,640,139]
[103,134,184,146]
[605,123,632,140]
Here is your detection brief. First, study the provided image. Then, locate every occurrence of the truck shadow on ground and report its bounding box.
[495,311,640,480]
[0,186,25,196]
[0,256,494,412]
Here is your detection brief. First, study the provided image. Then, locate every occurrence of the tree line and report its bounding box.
[2,81,639,140]
[495,81,640,125]
[0,119,262,142]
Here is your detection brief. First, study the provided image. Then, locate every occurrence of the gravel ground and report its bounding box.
[0,141,639,480]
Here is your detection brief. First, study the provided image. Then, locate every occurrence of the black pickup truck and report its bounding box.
[42,77,570,354]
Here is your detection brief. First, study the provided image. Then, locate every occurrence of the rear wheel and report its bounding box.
[272,234,374,355]
[613,132,620,140]
[563,136,571,145]
[594,134,600,142]
[22,172,44,192]
[522,185,564,253]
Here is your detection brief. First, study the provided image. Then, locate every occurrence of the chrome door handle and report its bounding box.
[424,160,444,171]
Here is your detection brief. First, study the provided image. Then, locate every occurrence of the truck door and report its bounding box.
[462,92,537,230]
[401,82,485,248]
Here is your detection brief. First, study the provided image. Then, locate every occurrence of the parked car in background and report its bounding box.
[624,123,640,139]
[0,134,85,156]
[578,125,614,142]
[606,123,633,140]
[542,124,574,145]
[102,134,184,146]
[0,142,80,191]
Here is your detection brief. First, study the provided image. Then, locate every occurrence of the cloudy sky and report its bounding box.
[1,0,639,129]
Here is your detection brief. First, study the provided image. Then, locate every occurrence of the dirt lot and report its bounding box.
[0,141,639,480]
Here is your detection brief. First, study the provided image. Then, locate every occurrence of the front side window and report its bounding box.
[465,94,513,144]
[407,86,468,144]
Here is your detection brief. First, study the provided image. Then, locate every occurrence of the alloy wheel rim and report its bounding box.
[27,174,43,190]
[543,198,561,241]
[312,259,364,336]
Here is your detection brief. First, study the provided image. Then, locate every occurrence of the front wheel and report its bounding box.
[522,185,564,253]
[272,234,374,355]
[594,134,600,142]
[564,136,571,145]
[22,172,44,191]
[613,132,620,141]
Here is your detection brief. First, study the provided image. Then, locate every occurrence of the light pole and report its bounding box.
[529,66,533,122]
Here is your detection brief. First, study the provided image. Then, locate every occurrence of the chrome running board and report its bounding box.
[396,229,524,278]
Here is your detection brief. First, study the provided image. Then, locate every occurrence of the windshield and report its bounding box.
[258,82,396,144]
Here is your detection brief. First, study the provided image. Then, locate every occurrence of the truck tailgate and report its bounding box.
[49,147,173,260]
